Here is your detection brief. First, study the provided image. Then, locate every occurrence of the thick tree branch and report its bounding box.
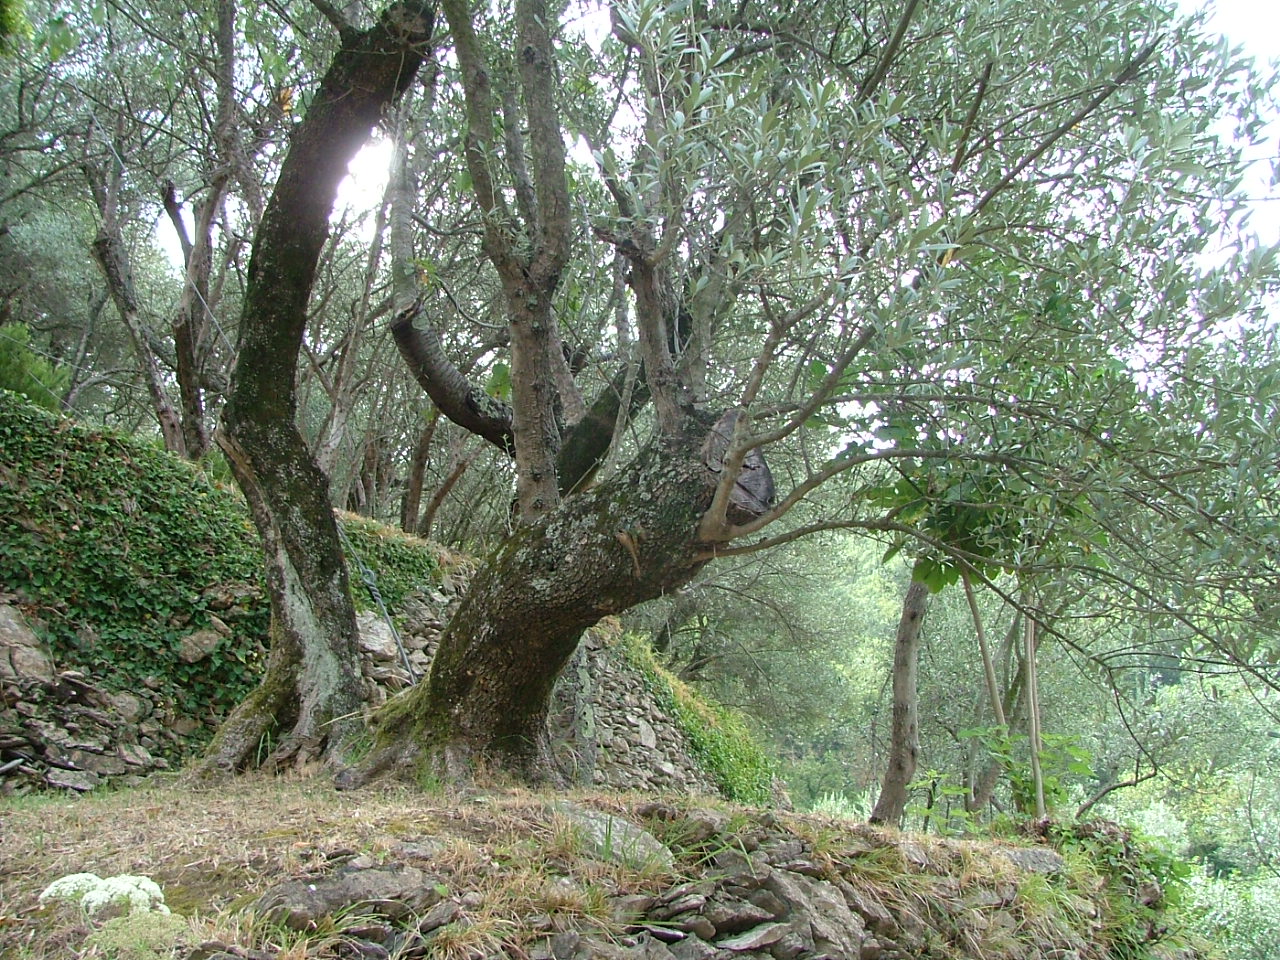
[390,302,515,454]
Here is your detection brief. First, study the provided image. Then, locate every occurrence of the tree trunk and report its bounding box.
[1025,611,1047,818]
[87,191,186,455]
[870,579,930,825]
[400,412,439,533]
[339,422,721,786]
[194,0,437,775]
[966,612,1025,814]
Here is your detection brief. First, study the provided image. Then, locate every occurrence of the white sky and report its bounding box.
[1176,0,1280,246]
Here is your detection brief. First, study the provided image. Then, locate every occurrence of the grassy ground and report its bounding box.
[0,774,684,959]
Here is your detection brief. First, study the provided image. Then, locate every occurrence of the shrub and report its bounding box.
[1189,873,1280,960]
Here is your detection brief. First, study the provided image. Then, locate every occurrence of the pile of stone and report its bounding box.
[549,632,720,795]
[1,603,177,793]
[201,800,1116,960]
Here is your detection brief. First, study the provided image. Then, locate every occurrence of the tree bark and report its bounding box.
[870,578,931,825]
[339,420,723,785]
[196,0,437,775]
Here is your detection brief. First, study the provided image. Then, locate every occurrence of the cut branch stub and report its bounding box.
[701,409,775,525]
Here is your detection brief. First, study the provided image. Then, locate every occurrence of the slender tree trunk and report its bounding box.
[966,612,1024,814]
[1025,611,1047,817]
[419,440,476,539]
[963,570,1007,728]
[870,579,930,825]
[400,411,439,533]
[90,225,187,456]
[194,0,438,775]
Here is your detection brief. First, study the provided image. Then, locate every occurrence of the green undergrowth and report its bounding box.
[0,393,270,743]
[336,511,439,611]
[1047,819,1197,960]
[0,394,443,759]
[619,632,776,805]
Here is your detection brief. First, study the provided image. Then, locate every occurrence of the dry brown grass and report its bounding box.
[0,775,672,958]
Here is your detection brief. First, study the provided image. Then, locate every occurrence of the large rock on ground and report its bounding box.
[0,603,53,681]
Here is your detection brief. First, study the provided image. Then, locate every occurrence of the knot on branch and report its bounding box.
[702,409,776,525]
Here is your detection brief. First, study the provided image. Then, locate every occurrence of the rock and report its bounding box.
[676,808,732,846]
[66,749,130,776]
[898,842,930,869]
[612,893,657,923]
[356,613,399,662]
[785,872,865,956]
[650,893,706,920]
[638,923,687,943]
[668,935,717,960]
[389,838,447,862]
[840,882,896,935]
[168,714,202,737]
[636,717,658,749]
[711,849,771,888]
[554,803,675,870]
[416,898,461,933]
[255,864,438,929]
[715,922,789,951]
[185,941,238,960]
[105,690,148,723]
[119,743,155,767]
[44,767,99,791]
[746,888,788,919]
[177,628,223,664]
[0,603,53,680]
[675,915,716,940]
[703,897,774,934]
[998,847,1066,876]
[203,582,262,611]
[769,930,809,959]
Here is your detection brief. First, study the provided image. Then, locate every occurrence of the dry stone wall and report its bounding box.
[228,799,1188,960]
[2,587,723,798]
[354,588,721,796]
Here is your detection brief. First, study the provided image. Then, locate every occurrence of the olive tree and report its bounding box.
[190,0,1278,783]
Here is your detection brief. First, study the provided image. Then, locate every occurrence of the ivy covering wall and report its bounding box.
[0,392,270,726]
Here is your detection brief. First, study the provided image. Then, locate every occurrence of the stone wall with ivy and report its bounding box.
[0,392,271,732]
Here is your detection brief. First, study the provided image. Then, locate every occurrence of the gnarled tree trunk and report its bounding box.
[194,0,437,776]
[340,420,722,785]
